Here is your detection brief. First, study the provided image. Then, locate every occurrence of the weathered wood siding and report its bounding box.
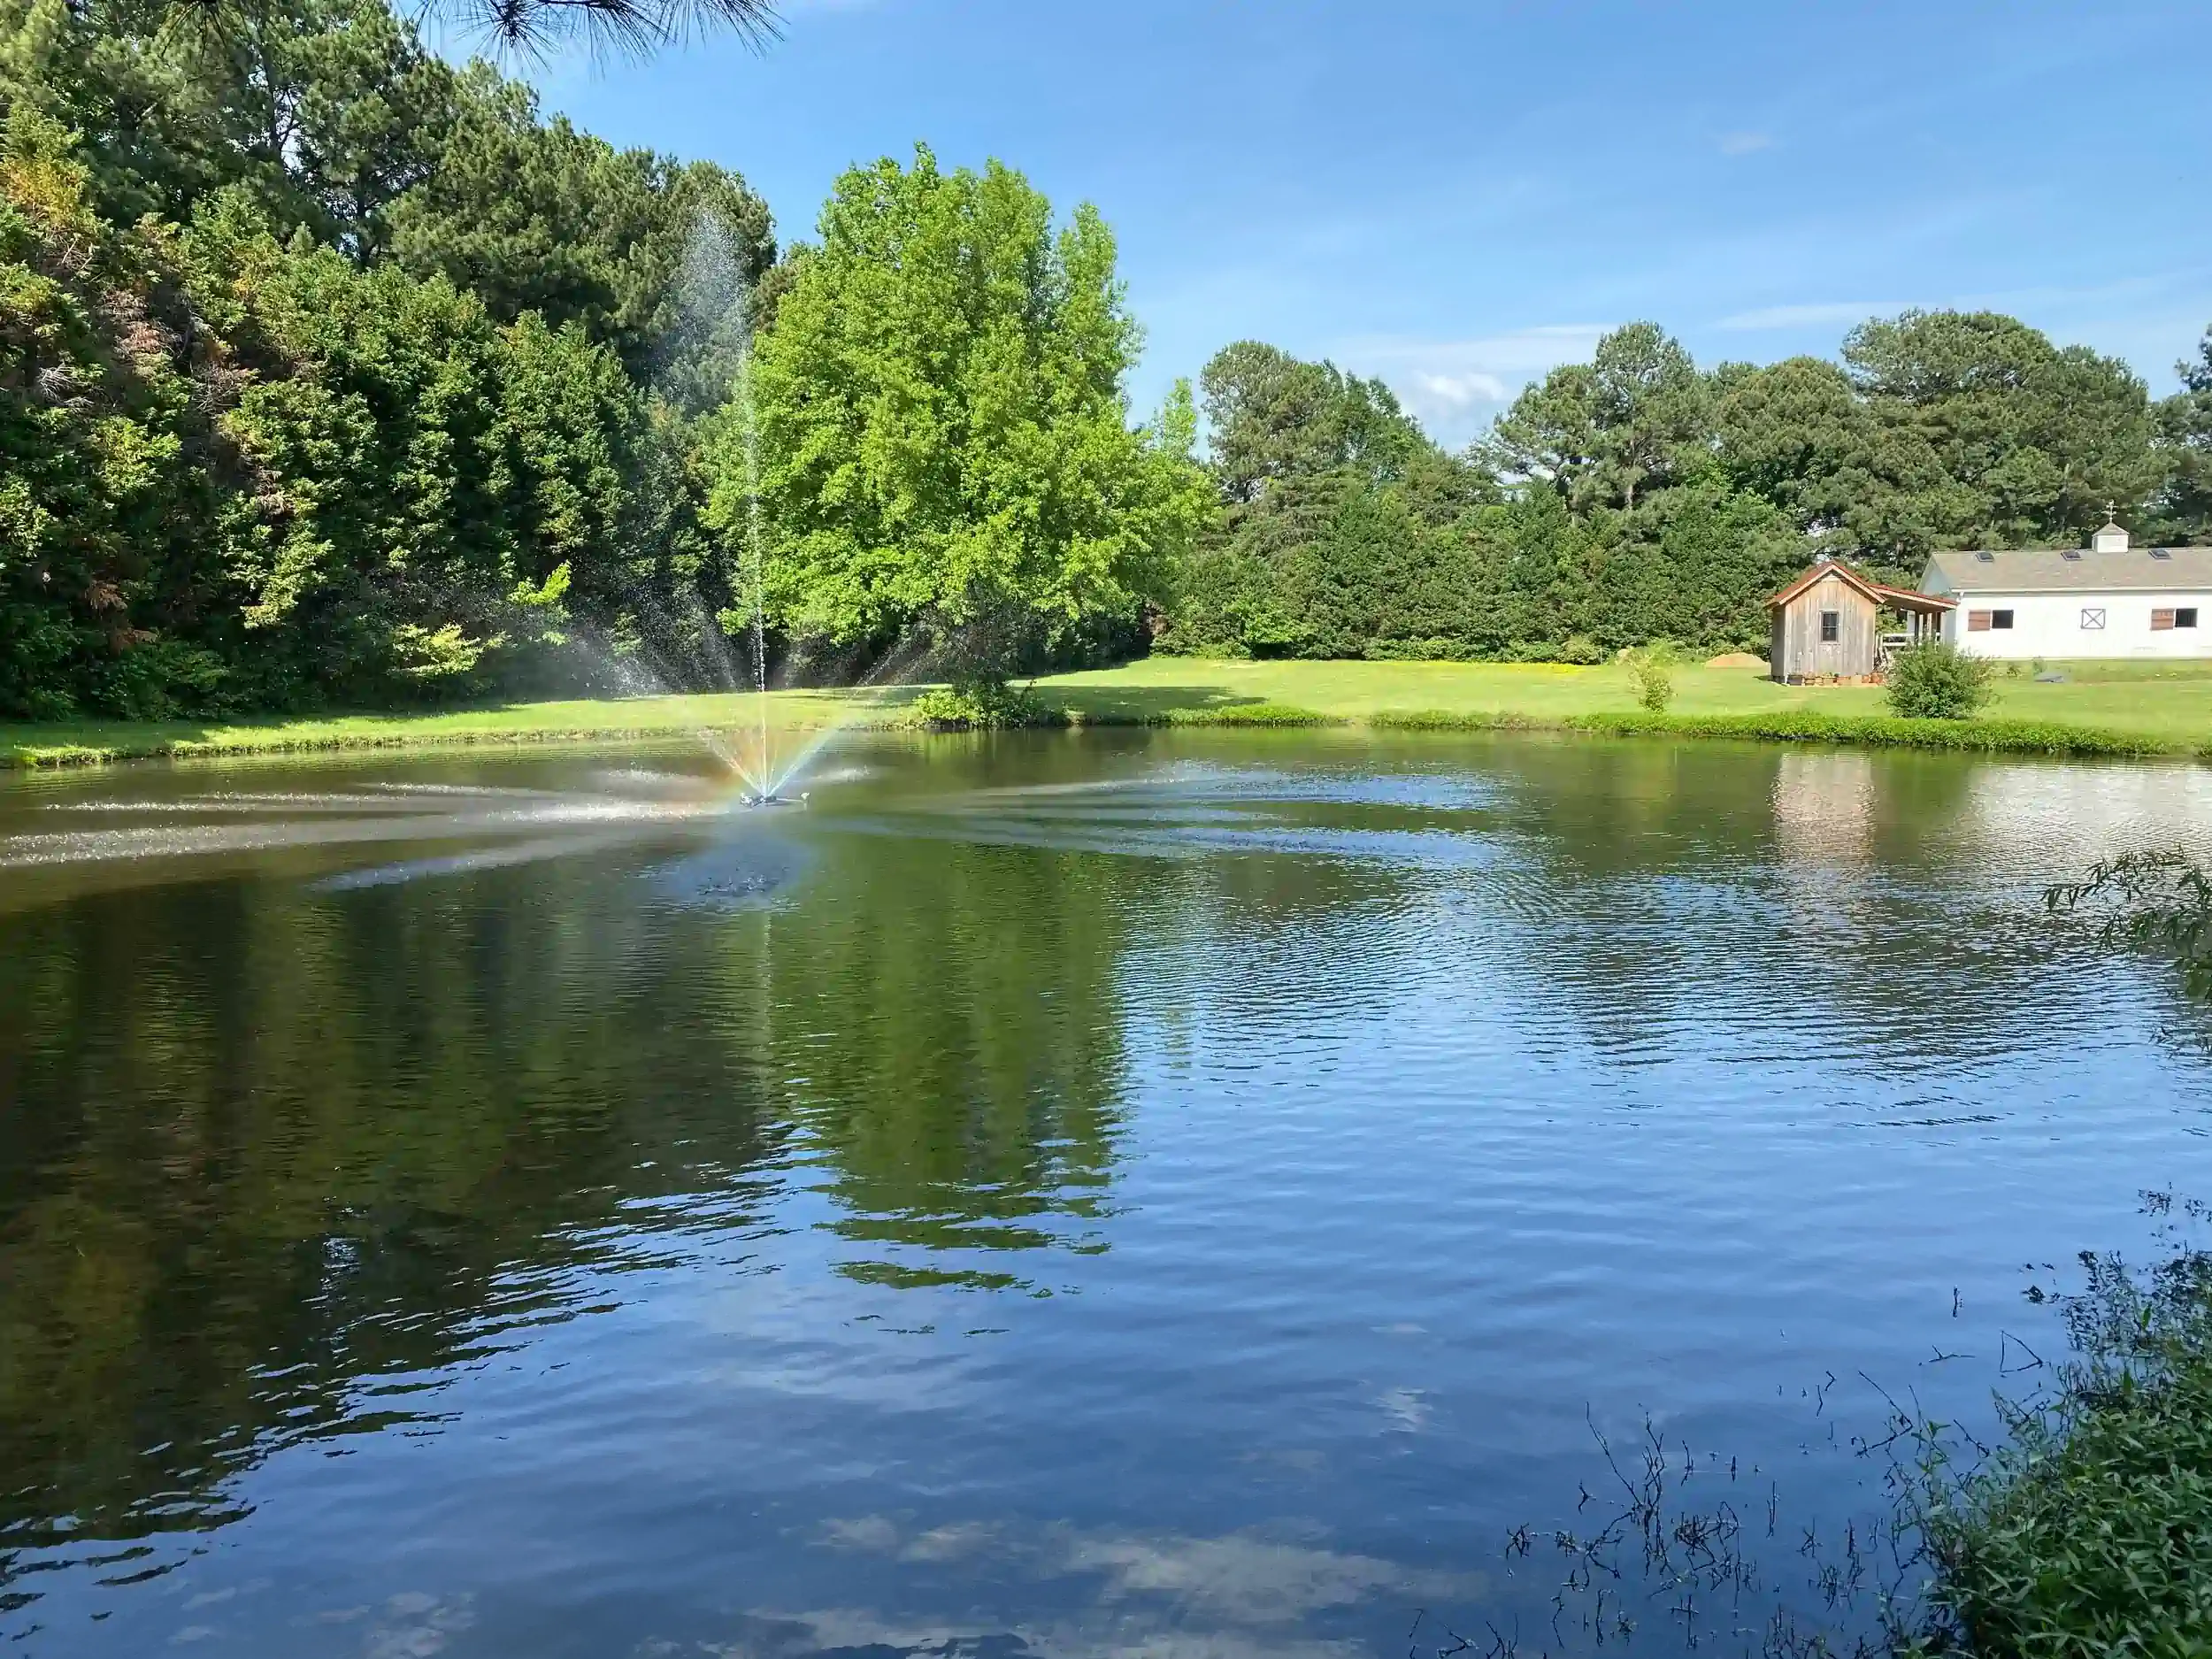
[1771,570,1880,681]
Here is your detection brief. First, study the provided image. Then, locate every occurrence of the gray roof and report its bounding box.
[1924,546,2212,594]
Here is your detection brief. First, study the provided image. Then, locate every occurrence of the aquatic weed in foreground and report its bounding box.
[1901,1199,2212,1658]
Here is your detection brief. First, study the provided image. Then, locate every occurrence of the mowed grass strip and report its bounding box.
[1041,657,2212,751]
[0,690,877,768]
[7,657,2212,766]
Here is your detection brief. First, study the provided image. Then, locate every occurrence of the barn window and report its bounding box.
[2154,609,2177,631]
[1991,611,2015,630]
[2181,609,2200,629]
[2081,608,2106,630]
[1968,611,1993,631]
[1819,611,1839,642]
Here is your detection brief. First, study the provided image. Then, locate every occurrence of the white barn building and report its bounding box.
[1920,521,2212,659]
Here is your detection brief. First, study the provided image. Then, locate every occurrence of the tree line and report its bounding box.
[6,0,2212,719]
[1166,316,2212,663]
[0,0,797,718]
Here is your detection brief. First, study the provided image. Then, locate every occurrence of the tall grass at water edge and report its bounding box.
[1461,1209,2212,1659]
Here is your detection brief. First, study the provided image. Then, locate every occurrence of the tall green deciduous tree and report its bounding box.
[731,145,1209,685]
[0,101,222,718]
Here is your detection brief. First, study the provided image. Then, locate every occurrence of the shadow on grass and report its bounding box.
[1042,682,1281,722]
[0,697,707,768]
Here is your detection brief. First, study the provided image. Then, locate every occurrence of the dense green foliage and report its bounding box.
[0,0,1200,715]
[728,147,1210,687]
[905,680,1060,730]
[0,0,788,718]
[1910,1231,2212,1658]
[1886,639,1994,719]
[1167,313,2211,664]
[1162,342,1509,658]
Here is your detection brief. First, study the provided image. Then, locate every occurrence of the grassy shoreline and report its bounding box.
[6,657,2210,768]
[1905,1226,2212,1657]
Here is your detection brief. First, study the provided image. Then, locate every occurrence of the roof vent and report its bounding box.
[2093,518,2130,554]
[2062,549,2082,561]
[1975,551,1995,563]
[2151,547,2172,560]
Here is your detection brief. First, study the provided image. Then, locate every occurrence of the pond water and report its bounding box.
[1,731,2208,1658]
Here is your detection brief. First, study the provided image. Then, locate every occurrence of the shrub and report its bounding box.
[1908,1228,2212,1659]
[1065,701,1340,728]
[1886,640,1993,718]
[1364,637,1476,662]
[88,641,237,721]
[1557,634,1607,665]
[1619,641,1684,713]
[905,682,1063,731]
[1369,709,1540,731]
[1164,702,1336,727]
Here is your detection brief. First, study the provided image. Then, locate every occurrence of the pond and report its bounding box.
[1,731,2207,1657]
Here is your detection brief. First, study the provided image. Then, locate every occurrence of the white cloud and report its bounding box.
[1062,1531,1405,1623]
[814,1515,1479,1630]
[1718,131,1774,156]
[1407,370,1509,411]
[1333,324,1611,445]
[732,1605,1367,1659]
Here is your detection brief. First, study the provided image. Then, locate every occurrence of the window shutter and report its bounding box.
[2154,609,2177,631]
[1968,611,1993,632]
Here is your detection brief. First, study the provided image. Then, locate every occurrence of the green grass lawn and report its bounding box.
[8,657,2212,767]
[1044,657,1870,720]
[0,689,877,768]
[1039,656,2212,743]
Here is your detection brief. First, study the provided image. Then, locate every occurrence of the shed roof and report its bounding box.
[1768,561,1955,614]
[1926,546,2212,593]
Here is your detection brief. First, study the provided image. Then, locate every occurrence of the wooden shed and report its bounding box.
[1767,561,1955,684]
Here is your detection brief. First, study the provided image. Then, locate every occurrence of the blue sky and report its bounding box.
[531,0,2212,448]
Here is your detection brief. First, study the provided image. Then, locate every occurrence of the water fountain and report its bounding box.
[0,213,926,896]
[650,216,917,810]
